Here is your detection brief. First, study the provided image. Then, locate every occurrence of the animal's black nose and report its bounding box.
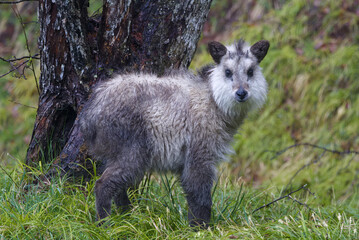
[236,87,248,102]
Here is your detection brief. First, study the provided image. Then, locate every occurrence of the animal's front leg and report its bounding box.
[181,158,215,229]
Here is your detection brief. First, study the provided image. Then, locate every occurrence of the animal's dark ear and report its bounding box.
[250,40,270,63]
[208,41,227,64]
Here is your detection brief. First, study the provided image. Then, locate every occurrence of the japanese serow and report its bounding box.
[79,39,270,228]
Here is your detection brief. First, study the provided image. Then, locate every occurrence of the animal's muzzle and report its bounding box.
[235,87,248,102]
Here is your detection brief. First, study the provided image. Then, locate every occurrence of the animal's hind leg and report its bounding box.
[95,151,147,220]
[94,167,119,220]
[114,179,143,213]
[114,189,131,213]
[95,164,144,220]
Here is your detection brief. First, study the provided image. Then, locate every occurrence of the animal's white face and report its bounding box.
[208,40,269,116]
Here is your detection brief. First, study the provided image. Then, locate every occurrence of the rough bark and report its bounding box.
[26,0,212,177]
[26,0,93,164]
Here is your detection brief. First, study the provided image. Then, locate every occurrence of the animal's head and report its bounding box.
[208,39,269,116]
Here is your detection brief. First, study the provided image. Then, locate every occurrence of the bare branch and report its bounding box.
[337,155,357,174]
[8,100,37,109]
[270,143,359,160]
[0,54,40,80]
[0,0,38,4]
[11,4,40,94]
[0,60,29,78]
[287,195,315,212]
[9,59,24,78]
[252,184,311,214]
[0,54,40,62]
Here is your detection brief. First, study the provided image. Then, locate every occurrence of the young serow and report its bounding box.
[79,39,270,228]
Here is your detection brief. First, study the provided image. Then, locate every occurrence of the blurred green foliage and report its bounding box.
[0,3,39,162]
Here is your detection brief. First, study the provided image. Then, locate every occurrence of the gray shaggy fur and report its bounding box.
[79,39,270,228]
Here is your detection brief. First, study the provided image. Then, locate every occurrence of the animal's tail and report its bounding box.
[79,109,97,146]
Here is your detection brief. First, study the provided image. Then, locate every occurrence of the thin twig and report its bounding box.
[0,60,29,78]
[0,54,40,80]
[0,54,39,62]
[0,0,38,4]
[287,195,315,212]
[9,59,23,78]
[89,6,103,18]
[337,155,357,174]
[8,100,37,109]
[252,184,309,214]
[270,143,359,160]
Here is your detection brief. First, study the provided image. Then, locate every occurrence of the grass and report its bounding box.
[0,162,357,239]
[1,0,359,238]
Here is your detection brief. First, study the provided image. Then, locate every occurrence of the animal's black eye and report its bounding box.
[247,68,254,77]
[225,69,233,78]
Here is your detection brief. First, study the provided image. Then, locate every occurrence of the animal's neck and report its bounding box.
[212,104,246,137]
[225,112,246,135]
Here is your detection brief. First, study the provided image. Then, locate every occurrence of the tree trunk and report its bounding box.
[26,0,212,177]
